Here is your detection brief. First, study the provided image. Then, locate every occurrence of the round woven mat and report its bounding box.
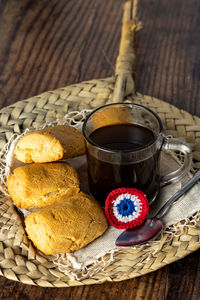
[0,77,200,287]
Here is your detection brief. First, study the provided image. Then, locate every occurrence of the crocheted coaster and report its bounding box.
[105,188,149,229]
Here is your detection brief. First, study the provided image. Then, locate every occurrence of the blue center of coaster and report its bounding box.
[116,198,136,216]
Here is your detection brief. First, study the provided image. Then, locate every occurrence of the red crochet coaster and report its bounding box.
[105,188,149,229]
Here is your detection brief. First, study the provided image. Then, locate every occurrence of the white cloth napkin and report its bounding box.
[4,115,200,278]
[52,152,200,274]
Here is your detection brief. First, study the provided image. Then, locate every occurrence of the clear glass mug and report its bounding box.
[82,103,192,207]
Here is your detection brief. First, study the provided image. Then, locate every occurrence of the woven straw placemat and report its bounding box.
[1,80,200,287]
[0,0,200,287]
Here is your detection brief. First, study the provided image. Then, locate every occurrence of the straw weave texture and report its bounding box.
[0,77,200,287]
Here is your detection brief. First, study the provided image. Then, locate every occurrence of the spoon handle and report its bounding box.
[155,169,200,219]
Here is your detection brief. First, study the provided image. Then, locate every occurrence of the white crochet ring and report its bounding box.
[105,187,149,229]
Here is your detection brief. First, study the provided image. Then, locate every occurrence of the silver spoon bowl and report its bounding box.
[116,169,200,246]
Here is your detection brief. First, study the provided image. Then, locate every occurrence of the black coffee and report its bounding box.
[87,123,160,206]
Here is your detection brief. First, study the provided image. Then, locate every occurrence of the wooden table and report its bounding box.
[0,0,200,299]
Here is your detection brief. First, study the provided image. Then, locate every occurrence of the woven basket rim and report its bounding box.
[0,77,200,287]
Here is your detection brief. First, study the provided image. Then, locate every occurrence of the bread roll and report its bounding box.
[14,125,85,163]
[25,192,108,254]
[93,106,133,130]
[6,162,80,209]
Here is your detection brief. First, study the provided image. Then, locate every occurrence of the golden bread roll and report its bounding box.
[93,106,133,130]
[6,162,80,209]
[25,192,108,255]
[14,125,85,163]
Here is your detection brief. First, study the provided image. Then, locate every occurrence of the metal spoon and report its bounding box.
[116,169,200,246]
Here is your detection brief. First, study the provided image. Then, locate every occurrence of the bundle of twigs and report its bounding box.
[112,0,141,102]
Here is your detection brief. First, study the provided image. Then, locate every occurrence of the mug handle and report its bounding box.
[160,138,193,185]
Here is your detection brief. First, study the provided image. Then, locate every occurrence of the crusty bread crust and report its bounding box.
[14,125,86,163]
[25,192,108,254]
[93,106,132,130]
[6,162,80,209]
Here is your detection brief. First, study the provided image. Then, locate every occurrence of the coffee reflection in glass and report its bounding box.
[82,103,192,207]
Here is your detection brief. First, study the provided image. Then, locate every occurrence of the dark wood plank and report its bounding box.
[135,0,200,116]
[0,0,122,108]
[1,0,200,299]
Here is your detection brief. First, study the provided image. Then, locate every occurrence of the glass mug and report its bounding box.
[82,103,192,207]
